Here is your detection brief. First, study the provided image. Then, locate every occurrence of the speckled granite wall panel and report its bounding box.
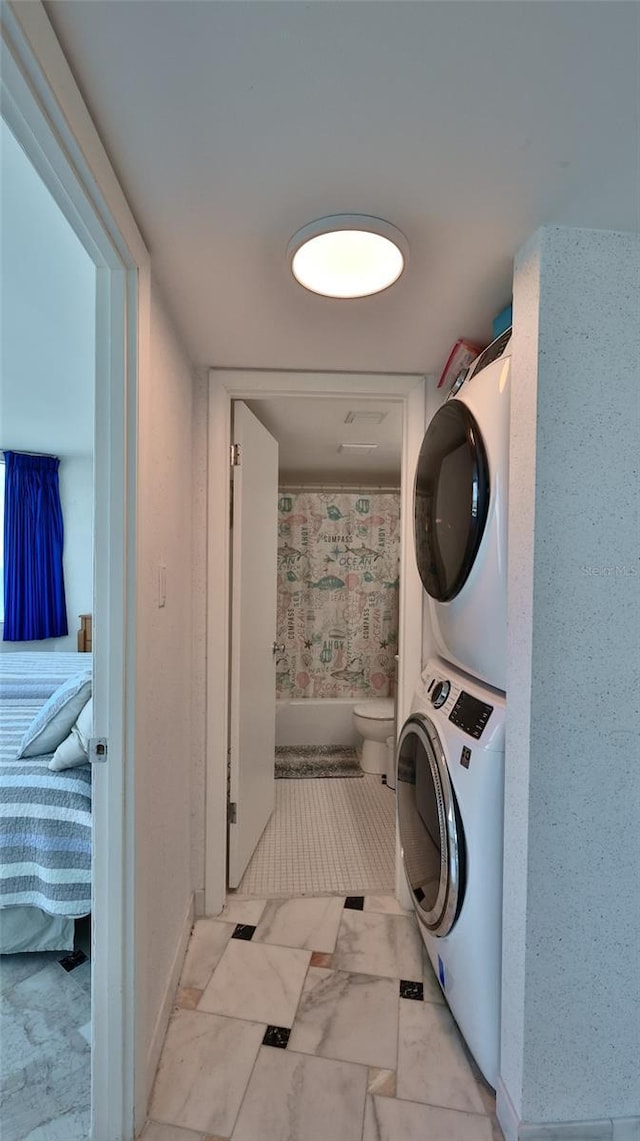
[503,227,640,1129]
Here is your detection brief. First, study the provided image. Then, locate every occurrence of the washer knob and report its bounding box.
[431,679,450,708]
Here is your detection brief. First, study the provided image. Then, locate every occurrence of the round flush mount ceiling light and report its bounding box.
[287,214,408,298]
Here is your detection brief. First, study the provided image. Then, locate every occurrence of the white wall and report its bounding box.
[0,120,95,652]
[59,455,93,640]
[135,280,196,1101]
[500,226,640,1136]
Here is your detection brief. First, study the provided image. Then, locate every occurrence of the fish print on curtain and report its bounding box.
[276,491,400,699]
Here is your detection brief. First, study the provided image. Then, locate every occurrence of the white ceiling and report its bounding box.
[246,396,403,484]
[44,1,639,382]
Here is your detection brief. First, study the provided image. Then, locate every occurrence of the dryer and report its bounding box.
[415,330,511,691]
[397,657,505,1086]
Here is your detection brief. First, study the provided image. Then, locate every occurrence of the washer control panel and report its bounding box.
[448,691,493,739]
[417,661,504,749]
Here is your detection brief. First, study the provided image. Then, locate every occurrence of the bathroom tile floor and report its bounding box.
[142,895,504,1141]
[236,775,396,898]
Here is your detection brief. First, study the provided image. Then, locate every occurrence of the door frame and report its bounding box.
[205,369,427,915]
[1,5,146,1137]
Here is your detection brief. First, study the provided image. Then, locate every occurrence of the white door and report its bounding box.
[228,402,279,887]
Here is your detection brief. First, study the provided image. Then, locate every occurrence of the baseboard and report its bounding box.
[193,888,206,918]
[496,1082,636,1141]
[145,894,195,1109]
[497,1077,520,1141]
[518,1121,613,1139]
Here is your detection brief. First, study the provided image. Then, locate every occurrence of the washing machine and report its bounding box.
[415,330,512,691]
[397,657,505,1086]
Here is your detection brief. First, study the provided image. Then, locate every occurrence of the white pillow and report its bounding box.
[48,732,87,771]
[17,670,92,759]
[48,697,93,771]
[74,697,93,753]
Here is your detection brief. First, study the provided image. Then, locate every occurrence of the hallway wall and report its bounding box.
[135,280,196,1104]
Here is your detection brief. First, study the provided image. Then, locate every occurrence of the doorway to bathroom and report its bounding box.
[236,395,403,898]
[205,370,426,916]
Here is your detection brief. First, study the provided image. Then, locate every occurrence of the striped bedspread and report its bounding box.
[0,653,92,918]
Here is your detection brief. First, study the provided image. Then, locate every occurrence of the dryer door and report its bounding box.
[397,714,466,936]
[414,401,489,601]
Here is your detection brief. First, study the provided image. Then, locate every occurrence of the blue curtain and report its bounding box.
[3,452,68,641]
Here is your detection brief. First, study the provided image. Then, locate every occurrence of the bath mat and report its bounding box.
[275,745,363,779]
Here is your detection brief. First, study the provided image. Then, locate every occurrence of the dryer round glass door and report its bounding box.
[397,714,466,936]
[414,401,489,601]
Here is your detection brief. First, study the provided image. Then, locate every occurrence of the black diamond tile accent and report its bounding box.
[59,949,88,973]
[344,896,365,910]
[231,924,256,941]
[400,980,424,1001]
[263,1025,291,1049]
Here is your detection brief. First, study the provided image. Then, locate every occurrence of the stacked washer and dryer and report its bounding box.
[397,329,512,1087]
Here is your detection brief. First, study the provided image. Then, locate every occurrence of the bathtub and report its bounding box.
[275,697,360,747]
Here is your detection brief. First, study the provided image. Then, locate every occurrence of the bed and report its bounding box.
[0,651,92,953]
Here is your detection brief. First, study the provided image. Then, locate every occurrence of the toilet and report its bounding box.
[353,698,395,774]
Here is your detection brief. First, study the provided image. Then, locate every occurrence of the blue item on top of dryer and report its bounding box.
[493,303,512,339]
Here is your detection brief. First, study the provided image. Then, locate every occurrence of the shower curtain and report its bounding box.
[276,490,400,699]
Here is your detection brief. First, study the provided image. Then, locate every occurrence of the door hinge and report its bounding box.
[89,737,108,763]
[230,443,241,467]
[228,801,237,824]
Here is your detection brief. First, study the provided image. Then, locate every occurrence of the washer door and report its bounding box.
[397,714,466,936]
[414,401,490,602]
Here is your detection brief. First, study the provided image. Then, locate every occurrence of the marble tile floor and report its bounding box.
[142,894,504,1141]
[0,916,92,1141]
